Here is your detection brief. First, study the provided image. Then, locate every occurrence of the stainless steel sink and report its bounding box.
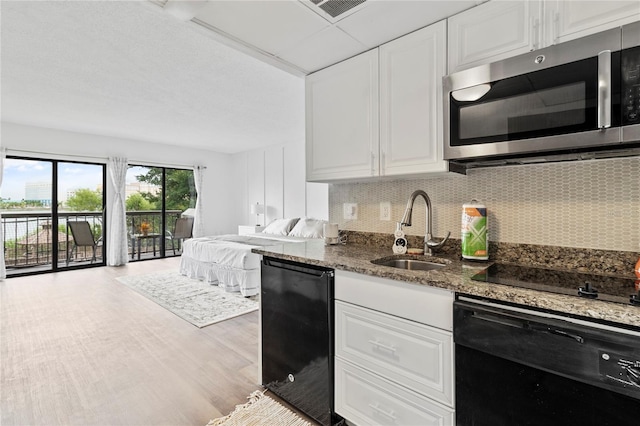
[373,258,448,271]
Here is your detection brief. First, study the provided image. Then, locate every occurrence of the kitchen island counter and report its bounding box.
[252,239,640,328]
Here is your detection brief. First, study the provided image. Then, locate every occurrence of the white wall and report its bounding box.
[306,182,329,220]
[264,148,284,223]
[1,122,238,236]
[233,141,329,227]
[283,140,306,218]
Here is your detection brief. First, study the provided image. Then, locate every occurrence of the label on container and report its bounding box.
[393,237,407,254]
[461,204,488,260]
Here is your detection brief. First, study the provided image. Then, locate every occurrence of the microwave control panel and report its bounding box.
[622,46,640,124]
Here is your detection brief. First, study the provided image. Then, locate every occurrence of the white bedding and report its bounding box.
[179,233,308,297]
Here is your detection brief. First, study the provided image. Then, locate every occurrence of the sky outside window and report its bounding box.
[1,159,52,204]
[1,159,103,207]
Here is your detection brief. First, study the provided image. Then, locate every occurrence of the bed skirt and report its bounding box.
[179,256,260,297]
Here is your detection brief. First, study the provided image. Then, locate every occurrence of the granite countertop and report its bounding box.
[252,239,640,329]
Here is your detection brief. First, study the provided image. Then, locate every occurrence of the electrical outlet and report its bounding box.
[380,202,391,221]
[343,203,358,220]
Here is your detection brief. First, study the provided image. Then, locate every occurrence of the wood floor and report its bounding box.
[0,258,261,426]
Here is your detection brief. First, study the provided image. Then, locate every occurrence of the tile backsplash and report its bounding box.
[329,157,640,252]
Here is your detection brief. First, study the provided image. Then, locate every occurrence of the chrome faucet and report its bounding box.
[400,190,450,255]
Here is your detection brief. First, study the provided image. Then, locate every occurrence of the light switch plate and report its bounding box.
[343,203,358,220]
[380,202,391,221]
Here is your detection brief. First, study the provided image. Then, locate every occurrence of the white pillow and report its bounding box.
[262,218,300,235]
[288,218,327,239]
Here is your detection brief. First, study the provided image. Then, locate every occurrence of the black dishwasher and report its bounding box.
[261,256,339,426]
[454,297,640,426]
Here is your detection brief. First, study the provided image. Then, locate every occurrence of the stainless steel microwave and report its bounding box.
[443,22,640,167]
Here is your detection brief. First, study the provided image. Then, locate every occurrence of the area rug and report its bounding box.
[116,271,258,328]
[207,390,314,426]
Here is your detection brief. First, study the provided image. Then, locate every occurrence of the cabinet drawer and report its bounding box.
[335,301,453,407]
[335,270,453,331]
[335,357,454,426]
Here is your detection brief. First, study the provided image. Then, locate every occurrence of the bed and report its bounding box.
[179,218,325,297]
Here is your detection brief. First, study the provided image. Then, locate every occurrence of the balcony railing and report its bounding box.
[1,210,183,275]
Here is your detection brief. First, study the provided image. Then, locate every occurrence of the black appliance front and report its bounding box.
[261,257,339,426]
[454,298,640,426]
[622,44,640,145]
[622,45,640,127]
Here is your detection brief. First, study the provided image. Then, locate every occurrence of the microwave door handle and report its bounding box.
[598,49,611,130]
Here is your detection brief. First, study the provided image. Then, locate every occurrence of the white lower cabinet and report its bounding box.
[335,270,455,425]
[335,301,453,407]
[335,358,454,426]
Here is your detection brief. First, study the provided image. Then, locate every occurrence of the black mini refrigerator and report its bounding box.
[261,256,339,426]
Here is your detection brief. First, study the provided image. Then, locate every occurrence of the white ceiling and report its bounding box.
[187,0,482,74]
[1,0,481,154]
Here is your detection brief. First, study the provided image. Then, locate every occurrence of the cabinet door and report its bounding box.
[545,0,640,45]
[335,358,455,426]
[335,301,454,407]
[379,21,448,176]
[305,50,379,182]
[448,0,543,73]
[335,270,454,331]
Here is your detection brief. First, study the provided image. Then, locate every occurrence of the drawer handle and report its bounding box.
[368,402,397,422]
[368,339,397,354]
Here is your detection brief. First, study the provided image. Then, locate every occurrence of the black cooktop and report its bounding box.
[471,263,640,307]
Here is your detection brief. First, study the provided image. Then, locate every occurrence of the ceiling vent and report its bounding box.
[305,0,368,22]
[315,0,366,18]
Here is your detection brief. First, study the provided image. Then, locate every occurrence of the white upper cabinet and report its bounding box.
[379,21,448,176]
[448,0,543,73]
[305,49,379,182]
[306,1,640,181]
[545,1,640,45]
[448,0,640,74]
[306,21,448,182]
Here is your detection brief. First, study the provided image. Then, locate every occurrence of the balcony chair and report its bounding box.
[67,221,100,265]
[166,217,194,255]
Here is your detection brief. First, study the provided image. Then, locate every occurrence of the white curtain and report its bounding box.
[0,149,5,280]
[192,165,205,238]
[107,157,128,266]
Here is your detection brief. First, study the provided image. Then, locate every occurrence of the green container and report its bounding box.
[461,200,488,260]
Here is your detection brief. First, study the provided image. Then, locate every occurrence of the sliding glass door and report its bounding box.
[0,157,193,272]
[165,168,196,256]
[57,161,106,269]
[1,157,106,276]
[1,158,54,274]
[126,165,195,261]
